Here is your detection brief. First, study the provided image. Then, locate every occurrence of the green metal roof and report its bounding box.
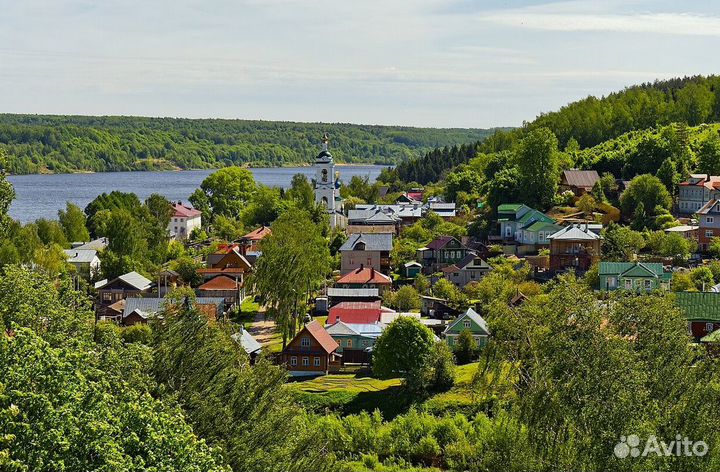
[525,221,562,232]
[517,209,554,224]
[497,203,524,213]
[599,262,664,277]
[675,292,720,322]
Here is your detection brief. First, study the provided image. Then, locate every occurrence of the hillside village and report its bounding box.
[7,76,720,471]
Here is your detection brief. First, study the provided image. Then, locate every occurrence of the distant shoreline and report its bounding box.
[6,162,394,178]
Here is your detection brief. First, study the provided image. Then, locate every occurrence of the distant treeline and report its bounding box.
[393,75,720,184]
[0,114,497,175]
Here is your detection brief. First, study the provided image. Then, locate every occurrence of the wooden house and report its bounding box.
[95,271,153,319]
[443,308,490,348]
[547,224,602,273]
[280,320,341,376]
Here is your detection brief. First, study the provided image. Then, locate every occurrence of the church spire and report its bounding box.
[321,132,329,152]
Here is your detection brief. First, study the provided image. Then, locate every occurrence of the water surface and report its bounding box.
[8,165,387,223]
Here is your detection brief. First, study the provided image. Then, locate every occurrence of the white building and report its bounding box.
[63,249,101,279]
[314,133,345,229]
[168,202,202,240]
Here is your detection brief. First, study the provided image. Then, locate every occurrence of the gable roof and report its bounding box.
[301,320,340,354]
[697,199,720,215]
[72,237,108,251]
[547,224,602,241]
[122,296,226,320]
[336,267,392,285]
[326,287,380,299]
[679,174,720,190]
[96,271,153,291]
[426,236,464,250]
[173,202,202,218]
[444,308,490,336]
[599,262,665,278]
[339,233,393,252]
[454,252,491,271]
[63,249,98,264]
[562,170,600,189]
[242,226,272,241]
[497,203,526,213]
[231,327,262,354]
[213,248,252,270]
[517,209,554,225]
[675,292,720,322]
[198,275,239,291]
[524,221,562,233]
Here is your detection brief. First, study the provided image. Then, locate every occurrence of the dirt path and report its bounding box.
[247,307,278,345]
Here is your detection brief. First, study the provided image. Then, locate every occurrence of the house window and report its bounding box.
[367,258,372,267]
[314,357,321,366]
[706,323,715,333]
[607,276,617,289]
[706,230,714,238]
[463,320,471,329]
[624,279,632,290]
[290,356,297,366]
[644,280,652,290]
[708,217,715,224]
[301,337,310,347]
[302,357,309,366]
[102,292,112,302]
[346,339,352,348]
[361,339,369,347]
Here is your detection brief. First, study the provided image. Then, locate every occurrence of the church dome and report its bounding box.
[316,150,333,161]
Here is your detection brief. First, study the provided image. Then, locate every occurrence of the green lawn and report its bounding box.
[234,297,261,327]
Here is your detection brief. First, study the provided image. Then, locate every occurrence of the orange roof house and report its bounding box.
[280,320,340,376]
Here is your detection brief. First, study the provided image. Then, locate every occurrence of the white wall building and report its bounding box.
[314,133,345,229]
[169,202,202,240]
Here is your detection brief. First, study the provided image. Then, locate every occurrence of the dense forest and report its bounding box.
[392,75,720,184]
[0,114,496,175]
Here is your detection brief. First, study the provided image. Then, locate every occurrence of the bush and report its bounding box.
[122,323,152,344]
[453,330,479,365]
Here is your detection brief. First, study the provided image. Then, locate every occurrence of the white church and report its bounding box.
[314,133,346,229]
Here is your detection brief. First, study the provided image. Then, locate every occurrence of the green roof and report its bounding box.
[497,203,525,213]
[675,292,720,322]
[525,221,562,232]
[517,209,554,225]
[599,262,664,277]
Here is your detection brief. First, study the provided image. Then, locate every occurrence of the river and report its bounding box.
[7,165,388,223]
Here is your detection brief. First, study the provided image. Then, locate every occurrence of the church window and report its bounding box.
[322,169,328,182]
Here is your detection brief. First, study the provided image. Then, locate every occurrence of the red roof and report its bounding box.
[328,301,383,324]
[427,236,456,250]
[336,267,391,285]
[407,191,424,201]
[173,203,202,218]
[242,226,272,241]
[198,275,239,291]
[679,174,720,190]
[303,320,340,354]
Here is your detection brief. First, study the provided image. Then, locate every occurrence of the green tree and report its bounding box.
[190,167,257,221]
[0,150,15,236]
[249,209,330,347]
[515,127,561,209]
[372,317,436,391]
[619,174,672,227]
[392,285,421,311]
[601,223,645,260]
[453,329,479,365]
[427,341,456,391]
[286,173,315,210]
[58,202,90,242]
[697,133,720,176]
[655,158,679,195]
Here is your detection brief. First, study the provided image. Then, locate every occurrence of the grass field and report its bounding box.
[285,361,508,419]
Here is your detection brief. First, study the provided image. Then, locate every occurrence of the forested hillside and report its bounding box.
[0,114,495,175]
[392,75,720,184]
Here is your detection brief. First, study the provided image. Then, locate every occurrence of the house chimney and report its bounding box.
[360,263,364,270]
[707,175,711,182]
[370,267,375,278]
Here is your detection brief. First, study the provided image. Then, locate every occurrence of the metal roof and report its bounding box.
[339,233,393,252]
[63,249,98,264]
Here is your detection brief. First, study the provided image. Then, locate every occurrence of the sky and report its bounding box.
[0,0,718,128]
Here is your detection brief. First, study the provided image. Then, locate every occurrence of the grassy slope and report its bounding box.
[287,361,513,419]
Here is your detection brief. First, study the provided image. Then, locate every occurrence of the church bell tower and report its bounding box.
[314,133,344,228]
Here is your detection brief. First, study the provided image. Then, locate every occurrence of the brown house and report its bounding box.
[239,226,272,254]
[197,275,242,308]
[95,271,153,319]
[560,170,600,196]
[198,247,252,283]
[280,320,341,376]
[547,224,602,273]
